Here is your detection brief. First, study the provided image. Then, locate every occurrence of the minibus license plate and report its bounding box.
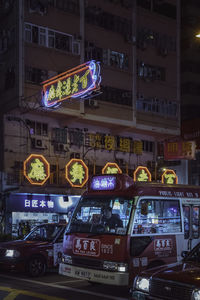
[75,269,91,279]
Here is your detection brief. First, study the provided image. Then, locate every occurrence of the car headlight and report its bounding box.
[135,276,150,292]
[192,289,200,300]
[62,255,72,264]
[5,249,20,258]
[103,261,128,272]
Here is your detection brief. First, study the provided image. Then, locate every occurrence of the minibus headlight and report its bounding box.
[192,289,200,300]
[62,255,72,264]
[135,276,150,292]
[103,261,128,272]
[5,249,20,258]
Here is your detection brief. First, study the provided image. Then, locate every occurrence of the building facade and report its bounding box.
[181,0,200,185]
[0,0,180,234]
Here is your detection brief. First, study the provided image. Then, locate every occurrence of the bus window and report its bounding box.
[183,206,190,239]
[133,199,181,235]
[68,196,133,235]
[192,207,200,239]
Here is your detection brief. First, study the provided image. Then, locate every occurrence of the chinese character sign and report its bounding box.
[65,159,88,188]
[91,176,117,190]
[42,60,101,108]
[102,162,122,174]
[24,154,50,185]
[164,140,196,160]
[161,169,178,184]
[133,166,151,182]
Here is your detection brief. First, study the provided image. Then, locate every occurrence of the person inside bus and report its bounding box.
[101,207,123,229]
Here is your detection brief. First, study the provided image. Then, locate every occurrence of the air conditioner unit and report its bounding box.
[31,138,45,149]
[88,99,98,108]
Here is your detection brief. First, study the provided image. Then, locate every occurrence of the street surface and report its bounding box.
[0,270,130,300]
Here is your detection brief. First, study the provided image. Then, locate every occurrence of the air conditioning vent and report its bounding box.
[31,138,45,149]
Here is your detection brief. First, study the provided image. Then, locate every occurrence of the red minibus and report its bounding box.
[59,173,200,286]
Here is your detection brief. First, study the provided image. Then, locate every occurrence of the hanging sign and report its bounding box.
[102,162,122,174]
[65,159,88,188]
[161,169,178,184]
[133,166,151,182]
[24,154,50,185]
[42,60,101,108]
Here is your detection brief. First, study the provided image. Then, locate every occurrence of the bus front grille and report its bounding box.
[72,256,102,269]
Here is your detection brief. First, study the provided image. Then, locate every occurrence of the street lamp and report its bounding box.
[195,33,200,38]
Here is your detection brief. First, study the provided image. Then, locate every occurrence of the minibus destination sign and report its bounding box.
[91,176,116,190]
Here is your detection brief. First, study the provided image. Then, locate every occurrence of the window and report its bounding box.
[26,120,48,136]
[52,128,68,144]
[25,66,48,84]
[133,198,181,235]
[25,23,77,55]
[136,97,178,118]
[68,196,133,235]
[142,140,154,153]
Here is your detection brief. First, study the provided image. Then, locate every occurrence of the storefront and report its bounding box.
[5,193,80,236]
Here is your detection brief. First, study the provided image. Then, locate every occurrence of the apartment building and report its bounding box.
[181,0,200,185]
[0,0,180,234]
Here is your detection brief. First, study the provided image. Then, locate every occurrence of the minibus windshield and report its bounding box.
[67,196,133,235]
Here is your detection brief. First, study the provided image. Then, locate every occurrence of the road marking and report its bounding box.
[0,274,127,300]
[0,286,66,300]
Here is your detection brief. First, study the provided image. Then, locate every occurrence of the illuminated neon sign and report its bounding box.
[24,154,50,185]
[102,162,122,174]
[162,169,178,184]
[133,166,151,182]
[42,60,101,108]
[65,159,88,188]
[91,175,117,191]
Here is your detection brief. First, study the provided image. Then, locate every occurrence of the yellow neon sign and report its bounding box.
[133,166,151,182]
[162,169,178,184]
[24,154,50,185]
[102,162,122,174]
[65,159,89,188]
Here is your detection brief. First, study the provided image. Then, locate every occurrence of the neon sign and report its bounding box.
[133,166,151,182]
[42,60,101,108]
[162,169,178,184]
[65,159,88,188]
[102,162,122,174]
[91,175,117,190]
[24,154,50,185]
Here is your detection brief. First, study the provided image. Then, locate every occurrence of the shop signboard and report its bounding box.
[164,140,196,160]
[24,154,50,185]
[7,194,80,213]
[102,162,122,174]
[42,60,101,108]
[65,159,88,188]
